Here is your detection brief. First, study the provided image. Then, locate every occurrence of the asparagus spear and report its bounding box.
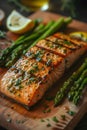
[5,42,32,67]
[25,17,64,53]
[0,21,53,67]
[73,77,87,105]
[64,17,72,25]
[59,17,72,31]
[15,23,45,44]
[5,24,45,66]
[4,22,54,67]
[68,69,87,101]
[54,59,87,106]
[14,19,43,44]
[0,17,72,68]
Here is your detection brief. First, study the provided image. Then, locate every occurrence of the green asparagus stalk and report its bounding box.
[54,59,87,106]
[64,17,72,25]
[73,77,87,105]
[0,17,72,68]
[0,21,53,67]
[25,17,64,53]
[15,23,45,44]
[29,17,72,49]
[4,22,54,67]
[68,69,87,101]
[5,42,31,67]
[14,19,43,44]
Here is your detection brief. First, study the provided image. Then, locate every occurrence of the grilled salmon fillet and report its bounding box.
[0,33,87,107]
[0,46,65,106]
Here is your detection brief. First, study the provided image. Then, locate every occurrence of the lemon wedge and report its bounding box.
[6,10,34,34]
[70,32,87,42]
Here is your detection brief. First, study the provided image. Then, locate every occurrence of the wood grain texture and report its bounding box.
[0,11,87,130]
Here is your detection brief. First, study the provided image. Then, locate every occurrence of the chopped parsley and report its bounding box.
[15,78,21,86]
[64,40,72,45]
[61,115,66,120]
[67,110,75,116]
[43,108,51,113]
[46,59,52,66]
[47,123,51,127]
[41,119,45,122]
[52,116,59,123]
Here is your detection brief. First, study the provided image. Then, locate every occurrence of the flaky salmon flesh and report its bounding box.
[0,33,87,107]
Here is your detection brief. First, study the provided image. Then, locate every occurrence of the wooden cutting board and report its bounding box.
[0,11,87,130]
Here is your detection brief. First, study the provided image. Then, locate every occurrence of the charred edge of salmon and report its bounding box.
[36,39,73,58]
[54,33,87,48]
[25,46,63,67]
[45,36,79,50]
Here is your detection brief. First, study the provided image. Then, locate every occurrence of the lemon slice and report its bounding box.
[6,10,34,34]
[70,32,87,42]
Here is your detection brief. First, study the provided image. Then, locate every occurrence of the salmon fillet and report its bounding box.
[0,46,65,106]
[0,33,87,107]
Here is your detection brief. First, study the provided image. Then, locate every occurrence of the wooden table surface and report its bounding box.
[0,0,87,130]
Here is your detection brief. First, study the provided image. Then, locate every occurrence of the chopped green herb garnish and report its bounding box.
[33,63,38,69]
[0,30,6,38]
[41,119,45,122]
[36,57,42,62]
[43,108,51,113]
[41,67,45,70]
[27,77,38,85]
[52,116,59,123]
[34,50,43,58]
[46,118,50,121]
[58,45,62,49]
[63,49,67,53]
[67,110,75,116]
[61,115,66,120]
[29,63,39,74]
[50,45,54,48]
[46,59,52,66]
[64,40,72,45]
[47,123,51,127]
[15,78,21,86]
[29,69,35,74]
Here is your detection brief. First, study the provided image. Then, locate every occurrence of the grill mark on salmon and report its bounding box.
[54,33,87,47]
[0,45,65,106]
[25,46,63,67]
[0,33,87,107]
[36,39,72,57]
[46,36,79,50]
